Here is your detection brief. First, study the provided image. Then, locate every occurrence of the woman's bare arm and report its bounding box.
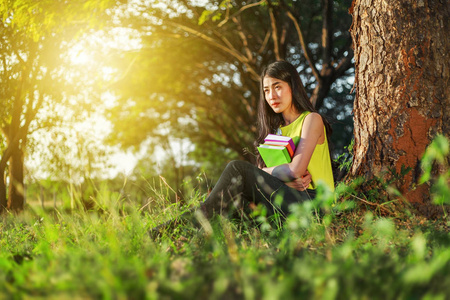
[262,113,325,184]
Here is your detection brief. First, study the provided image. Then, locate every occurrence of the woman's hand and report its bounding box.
[285,171,312,191]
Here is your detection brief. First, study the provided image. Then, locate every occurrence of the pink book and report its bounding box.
[264,134,296,153]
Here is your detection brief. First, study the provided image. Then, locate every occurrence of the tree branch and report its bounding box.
[217,0,267,27]
[258,30,271,55]
[334,54,354,80]
[321,0,333,66]
[164,20,260,81]
[287,11,320,80]
[269,7,281,61]
[283,5,321,80]
[232,16,253,62]
[332,34,353,64]
[212,29,241,57]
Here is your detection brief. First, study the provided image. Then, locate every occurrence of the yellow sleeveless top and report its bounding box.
[279,111,335,191]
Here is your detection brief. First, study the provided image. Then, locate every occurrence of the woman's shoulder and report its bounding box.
[302,112,325,143]
[304,112,323,125]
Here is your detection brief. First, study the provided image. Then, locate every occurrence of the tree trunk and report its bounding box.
[0,149,10,213]
[310,65,334,109]
[0,173,7,212]
[8,148,25,212]
[350,0,449,217]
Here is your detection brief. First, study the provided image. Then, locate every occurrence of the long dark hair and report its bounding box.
[255,60,332,167]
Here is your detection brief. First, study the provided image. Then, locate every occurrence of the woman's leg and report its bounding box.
[200,160,314,219]
[149,160,313,238]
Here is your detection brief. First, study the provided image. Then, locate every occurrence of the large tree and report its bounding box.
[0,0,115,212]
[349,0,449,217]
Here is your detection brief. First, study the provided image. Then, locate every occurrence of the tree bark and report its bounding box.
[350,0,449,217]
[0,127,23,213]
[8,148,24,211]
[0,174,6,212]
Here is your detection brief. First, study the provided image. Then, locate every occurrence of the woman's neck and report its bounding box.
[282,108,301,126]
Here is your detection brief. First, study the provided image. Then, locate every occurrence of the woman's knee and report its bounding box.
[226,160,253,171]
[222,160,254,187]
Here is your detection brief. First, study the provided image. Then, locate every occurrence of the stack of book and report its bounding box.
[257,134,296,167]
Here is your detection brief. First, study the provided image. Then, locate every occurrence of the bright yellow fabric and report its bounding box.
[280,111,335,191]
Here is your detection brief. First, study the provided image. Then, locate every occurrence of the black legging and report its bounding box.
[199,160,315,220]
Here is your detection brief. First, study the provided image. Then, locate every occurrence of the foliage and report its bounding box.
[1,0,112,38]
[0,0,118,210]
[334,138,354,173]
[107,0,355,181]
[419,135,450,208]
[319,81,355,158]
[2,0,355,209]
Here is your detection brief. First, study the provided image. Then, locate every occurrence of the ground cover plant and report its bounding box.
[0,137,449,299]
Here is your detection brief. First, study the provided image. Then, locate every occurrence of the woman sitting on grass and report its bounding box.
[152,60,334,236]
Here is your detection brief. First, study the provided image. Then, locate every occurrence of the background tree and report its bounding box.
[0,0,115,212]
[108,0,355,188]
[349,0,449,217]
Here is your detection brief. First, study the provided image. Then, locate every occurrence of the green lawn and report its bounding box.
[1,186,449,299]
[2,135,450,299]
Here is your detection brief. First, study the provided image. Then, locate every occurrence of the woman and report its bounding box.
[151,61,334,235]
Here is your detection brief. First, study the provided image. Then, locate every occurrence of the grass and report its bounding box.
[1,180,449,299]
[1,136,449,299]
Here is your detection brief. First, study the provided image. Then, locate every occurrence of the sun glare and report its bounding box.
[29,28,145,180]
[67,44,92,65]
[72,51,90,65]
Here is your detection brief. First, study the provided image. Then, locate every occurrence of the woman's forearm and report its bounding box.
[263,164,299,182]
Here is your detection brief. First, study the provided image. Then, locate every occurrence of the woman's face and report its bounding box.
[263,76,293,114]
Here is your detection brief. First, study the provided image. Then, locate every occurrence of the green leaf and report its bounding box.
[211,13,223,22]
[432,173,450,205]
[198,10,213,25]
[419,135,449,184]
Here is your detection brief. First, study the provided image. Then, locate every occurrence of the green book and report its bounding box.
[257,144,292,167]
